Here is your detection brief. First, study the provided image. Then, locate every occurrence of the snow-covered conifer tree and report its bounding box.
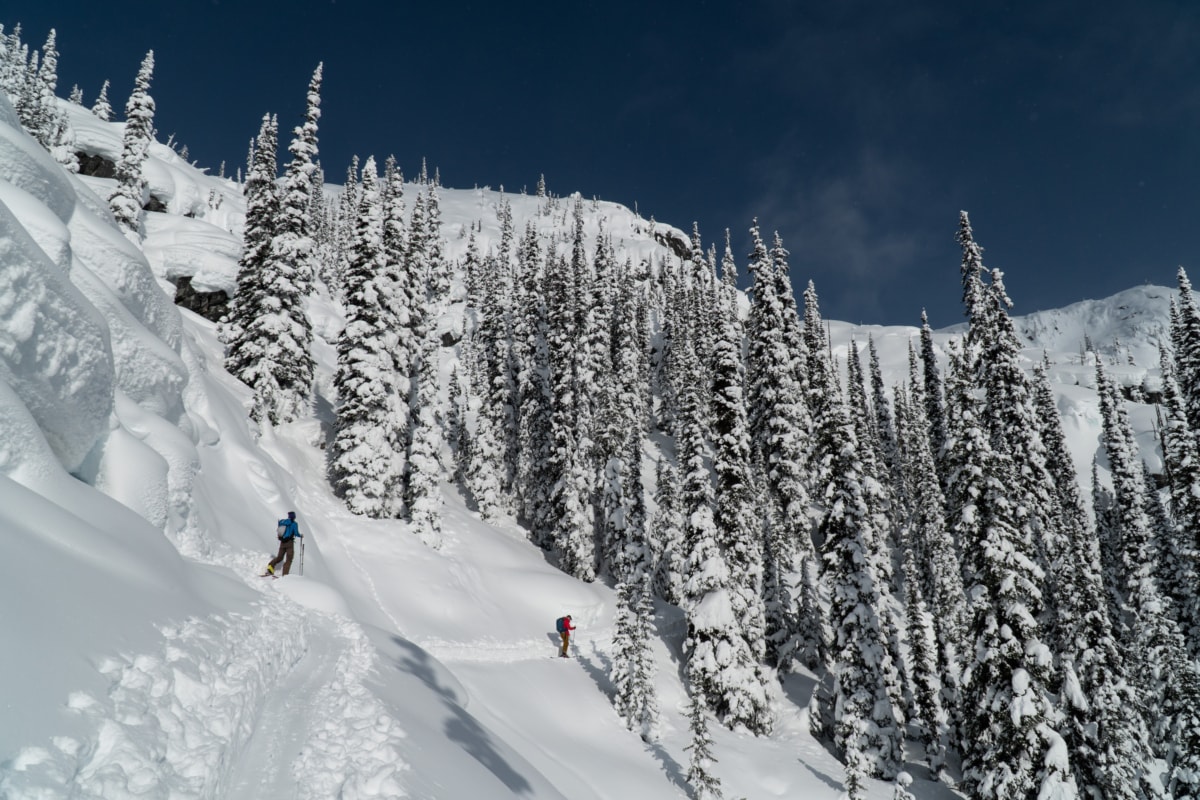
[546,212,596,580]
[91,78,112,121]
[329,158,398,517]
[266,63,323,424]
[513,225,555,542]
[1172,267,1200,433]
[609,451,660,742]
[808,384,903,787]
[463,371,506,520]
[379,155,413,512]
[408,334,444,546]
[684,679,723,800]
[703,247,772,734]
[952,214,1067,800]
[895,372,963,778]
[677,337,758,730]
[650,457,686,605]
[1029,361,1150,798]
[745,226,819,668]
[1157,348,1200,645]
[224,114,280,405]
[406,184,445,547]
[108,50,155,236]
[918,311,949,476]
[1096,363,1200,795]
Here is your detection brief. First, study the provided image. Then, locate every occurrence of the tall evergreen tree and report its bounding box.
[267,63,323,424]
[462,346,506,520]
[514,226,557,546]
[896,359,964,777]
[1157,347,1200,647]
[678,336,763,732]
[329,158,399,517]
[108,50,156,236]
[808,387,904,790]
[953,213,1066,800]
[650,457,686,605]
[609,454,660,742]
[745,225,819,668]
[1096,363,1200,795]
[224,114,281,405]
[406,184,445,547]
[684,679,724,800]
[546,240,595,580]
[1172,267,1200,433]
[710,243,771,717]
[918,310,950,481]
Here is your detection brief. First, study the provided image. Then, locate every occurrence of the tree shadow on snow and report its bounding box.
[645,740,690,794]
[576,640,614,697]
[388,636,535,796]
[801,760,845,792]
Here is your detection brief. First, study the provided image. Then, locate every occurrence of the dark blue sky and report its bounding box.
[14,1,1200,326]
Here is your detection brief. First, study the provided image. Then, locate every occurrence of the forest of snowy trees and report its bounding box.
[7,22,1200,800]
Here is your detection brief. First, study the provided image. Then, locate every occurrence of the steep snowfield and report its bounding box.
[0,91,1168,799]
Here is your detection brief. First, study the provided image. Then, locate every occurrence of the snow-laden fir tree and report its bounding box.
[514,224,557,546]
[462,339,507,520]
[546,213,596,580]
[406,185,445,548]
[900,344,966,760]
[684,678,723,800]
[1171,267,1200,434]
[844,340,912,721]
[14,29,66,159]
[68,83,82,104]
[0,24,26,99]
[650,457,686,605]
[265,63,323,424]
[808,381,903,793]
[12,31,49,146]
[1096,362,1200,796]
[918,310,950,484]
[952,213,1068,800]
[744,225,820,670]
[379,155,413,511]
[326,156,361,298]
[893,382,952,779]
[1156,348,1200,647]
[1029,359,1152,798]
[108,50,155,237]
[868,338,902,495]
[329,158,400,517]
[608,452,661,742]
[597,257,648,572]
[91,78,112,121]
[476,202,519,495]
[677,336,754,730]
[224,114,280,401]
[702,242,772,734]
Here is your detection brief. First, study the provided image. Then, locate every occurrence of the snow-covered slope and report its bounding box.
[0,88,1169,800]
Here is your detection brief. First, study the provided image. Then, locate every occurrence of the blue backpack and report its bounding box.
[556,616,568,633]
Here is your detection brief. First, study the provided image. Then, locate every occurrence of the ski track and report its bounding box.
[1,552,412,799]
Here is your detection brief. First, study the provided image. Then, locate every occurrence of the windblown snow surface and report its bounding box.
[0,91,1172,799]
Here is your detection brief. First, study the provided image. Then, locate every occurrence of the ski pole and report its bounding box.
[299,538,305,576]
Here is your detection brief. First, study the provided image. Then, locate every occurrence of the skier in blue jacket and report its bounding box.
[264,511,302,576]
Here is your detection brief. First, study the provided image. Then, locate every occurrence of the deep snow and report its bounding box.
[0,88,1171,799]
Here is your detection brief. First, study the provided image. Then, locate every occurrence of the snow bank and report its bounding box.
[0,189,113,472]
